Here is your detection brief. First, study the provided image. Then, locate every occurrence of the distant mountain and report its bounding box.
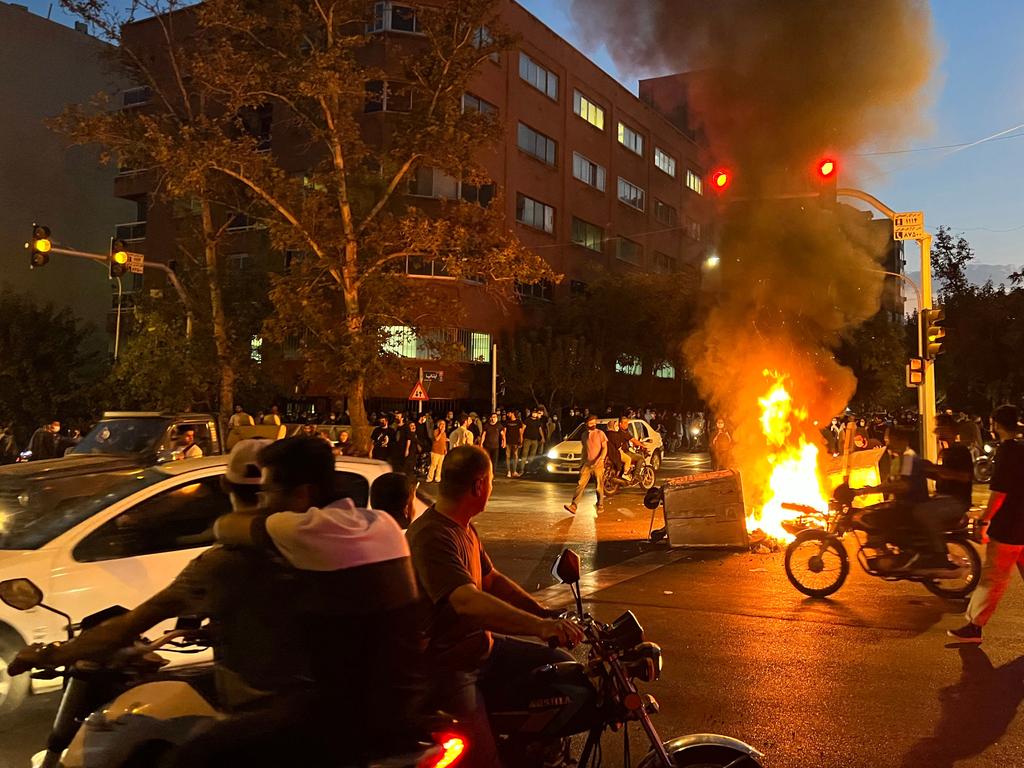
[907,263,1020,290]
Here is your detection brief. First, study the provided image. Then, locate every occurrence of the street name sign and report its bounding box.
[893,211,925,241]
[409,381,429,401]
[423,370,444,383]
[127,251,145,274]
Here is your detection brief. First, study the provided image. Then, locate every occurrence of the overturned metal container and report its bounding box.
[661,469,748,548]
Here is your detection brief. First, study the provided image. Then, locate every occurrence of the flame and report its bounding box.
[746,370,830,542]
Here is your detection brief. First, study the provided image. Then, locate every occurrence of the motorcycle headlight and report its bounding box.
[983,444,993,454]
[546,449,559,459]
[623,642,662,683]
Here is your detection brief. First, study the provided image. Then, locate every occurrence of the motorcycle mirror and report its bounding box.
[0,578,44,611]
[551,548,581,585]
[643,486,664,510]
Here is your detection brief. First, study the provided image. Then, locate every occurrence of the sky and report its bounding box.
[23,0,1024,268]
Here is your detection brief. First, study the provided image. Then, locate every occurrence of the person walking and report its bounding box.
[948,405,1024,643]
[710,418,734,471]
[426,419,448,483]
[521,409,546,476]
[504,411,524,478]
[564,414,607,515]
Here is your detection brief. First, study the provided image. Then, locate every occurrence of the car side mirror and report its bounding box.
[552,548,581,585]
[0,578,44,611]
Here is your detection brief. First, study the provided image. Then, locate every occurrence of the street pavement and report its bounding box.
[2,454,1021,767]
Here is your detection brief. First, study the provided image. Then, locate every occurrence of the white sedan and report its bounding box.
[543,418,664,476]
[0,454,418,714]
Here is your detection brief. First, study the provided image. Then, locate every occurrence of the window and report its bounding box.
[616,356,642,376]
[384,326,418,357]
[654,251,677,273]
[407,167,459,199]
[364,80,413,113]
[686,169,704,195]
[383,327,492,363]
[334,471,371,508]
[571,152,606,191]
[654,199,677,226]
[654,148,676,177]
[461,182,495,207]
[470,332,492,362]
[462,92,497,115]
[284,249,305,272]
[617,122,643,155]
[250,335,263,364]
[655,362,676,379]
[519,52,558,100]
[570,279,588,295]
[405,256,450,278]
[472,26,500,62]
[121,86,152,109]
[74,477,232,562]
[615,236,642,265]
[369,2,422,33]
[571,217,604,252]
[683,215,702,240]
[516,193,554,233]
[242,103,272,151]
[228,252,252,270]
[226,213,262,231]
[516,280,553,301]
[517,123,557,166]
[617,177,645,211]
[573,90,605,130]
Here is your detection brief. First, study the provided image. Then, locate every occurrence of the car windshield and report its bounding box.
[70,418,169,457]
[567,422,610,440]
[0,468,166,550]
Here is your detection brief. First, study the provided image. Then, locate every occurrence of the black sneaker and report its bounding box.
[947,623,983,643]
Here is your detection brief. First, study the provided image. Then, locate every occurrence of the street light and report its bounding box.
[704,253,721,269]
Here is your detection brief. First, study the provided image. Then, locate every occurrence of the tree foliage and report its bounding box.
[837,311,912,412]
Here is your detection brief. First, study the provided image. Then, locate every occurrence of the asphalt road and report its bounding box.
[2,455,1018,768]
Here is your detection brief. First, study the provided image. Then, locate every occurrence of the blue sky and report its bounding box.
[27,0,1024,267]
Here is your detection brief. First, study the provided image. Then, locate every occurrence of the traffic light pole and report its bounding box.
[837,188,937,462]
[44,245,194,340]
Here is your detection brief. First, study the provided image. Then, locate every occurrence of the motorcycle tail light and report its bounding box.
[418,734,467,768]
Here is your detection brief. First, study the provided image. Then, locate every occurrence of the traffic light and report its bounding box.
[906,356,924,388]
[710,168,731,193]
[109,238,129,279]
[816,156,838,206]
[27,224,51,268]
[921,307,946,359]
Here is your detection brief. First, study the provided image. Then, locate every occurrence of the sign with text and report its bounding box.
[893,211,925,241]
[423,370,444,383]
[127,252,145,274]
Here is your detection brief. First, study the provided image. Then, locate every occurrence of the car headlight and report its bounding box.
[546,449,559,459]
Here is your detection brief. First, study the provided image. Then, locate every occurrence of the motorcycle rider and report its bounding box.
[608,416,643,478]
[406,445,585,767]
[912,414,974,570]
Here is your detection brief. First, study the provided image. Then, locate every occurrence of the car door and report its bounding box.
[46,471,230,635]
[632,421,657,452]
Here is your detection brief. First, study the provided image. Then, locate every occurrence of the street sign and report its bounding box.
[408,381,429,401]
[423,370,444,383]
[127,252,144,274]
[893,211,925,241]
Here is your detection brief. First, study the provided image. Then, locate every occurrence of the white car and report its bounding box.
[0,454,422,714]
[543,418,664,476]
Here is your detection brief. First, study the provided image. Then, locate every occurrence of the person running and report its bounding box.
[564,414,607,515]
[948,405,1024,643]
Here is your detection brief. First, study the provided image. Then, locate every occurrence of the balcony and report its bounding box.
[113,167,153,199]
[115,221,147,243]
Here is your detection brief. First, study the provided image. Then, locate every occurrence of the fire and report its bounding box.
[746,371,830,542]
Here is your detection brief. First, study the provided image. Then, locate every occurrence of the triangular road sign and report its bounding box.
[409,381,429,401]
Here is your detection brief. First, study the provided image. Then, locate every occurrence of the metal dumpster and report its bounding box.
[661,469,749,548]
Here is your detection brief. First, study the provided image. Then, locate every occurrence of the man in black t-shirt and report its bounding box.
[912,414,973,569]
[407,446,584,767]
[480,413,504,467]
[520,409,547,475]
[949,405,1024,643]
[370,416,396,463]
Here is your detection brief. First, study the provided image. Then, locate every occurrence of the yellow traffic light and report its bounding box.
[921,308,946,359]
[113,249,128,265]
[109,237,129,278]
[906,357,924,388]
[28,224,51,267]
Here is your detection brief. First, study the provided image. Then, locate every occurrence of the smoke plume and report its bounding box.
[570,1,937,517]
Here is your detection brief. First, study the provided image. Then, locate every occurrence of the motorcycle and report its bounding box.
[972,440,997,484]
[0,578,467,768]
[603,445,657,495]
[782,485,982,599]
[486,548,763,768]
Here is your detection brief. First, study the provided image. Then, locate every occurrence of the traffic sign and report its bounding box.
[423,370,444,383]
[127,252,144,274]
[409,381,429,401]
[893,211,924,241]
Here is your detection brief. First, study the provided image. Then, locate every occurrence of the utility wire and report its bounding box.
[855,130,1024,156]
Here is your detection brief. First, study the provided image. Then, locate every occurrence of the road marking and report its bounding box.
[533,548,689,605]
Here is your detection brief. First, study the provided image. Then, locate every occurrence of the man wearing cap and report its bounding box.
[949,404,1024,643]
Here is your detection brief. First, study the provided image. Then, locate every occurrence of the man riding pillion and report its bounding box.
[912,414,973,570]
[607,416,643,479]
[406,445,586,768]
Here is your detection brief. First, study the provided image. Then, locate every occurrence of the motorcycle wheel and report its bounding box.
[973,458,993,484]
[641,745,763,768]
[784,532,849,598]
[651,450,663,470]
[922,538,982,599]
[0,629,30,715]
[639,466,656,490]
[603,470,620,497]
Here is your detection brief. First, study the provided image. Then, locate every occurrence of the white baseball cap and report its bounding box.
[225,438,272,485]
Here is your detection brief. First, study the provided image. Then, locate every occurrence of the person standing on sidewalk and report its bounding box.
[521,409,546,477]
[480,414,504,468]
[948,405,1024,643]
[564,414,607,515]
[504,411,524,478]
[426,419,449,483]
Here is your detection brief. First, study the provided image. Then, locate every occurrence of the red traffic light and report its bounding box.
[710,168,731,192]
[817,158,837,179]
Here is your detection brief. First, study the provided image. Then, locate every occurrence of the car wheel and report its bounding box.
[651,450,662,471]
[0,625,30,715]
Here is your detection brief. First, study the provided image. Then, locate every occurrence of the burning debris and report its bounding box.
[571,1,936,541]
